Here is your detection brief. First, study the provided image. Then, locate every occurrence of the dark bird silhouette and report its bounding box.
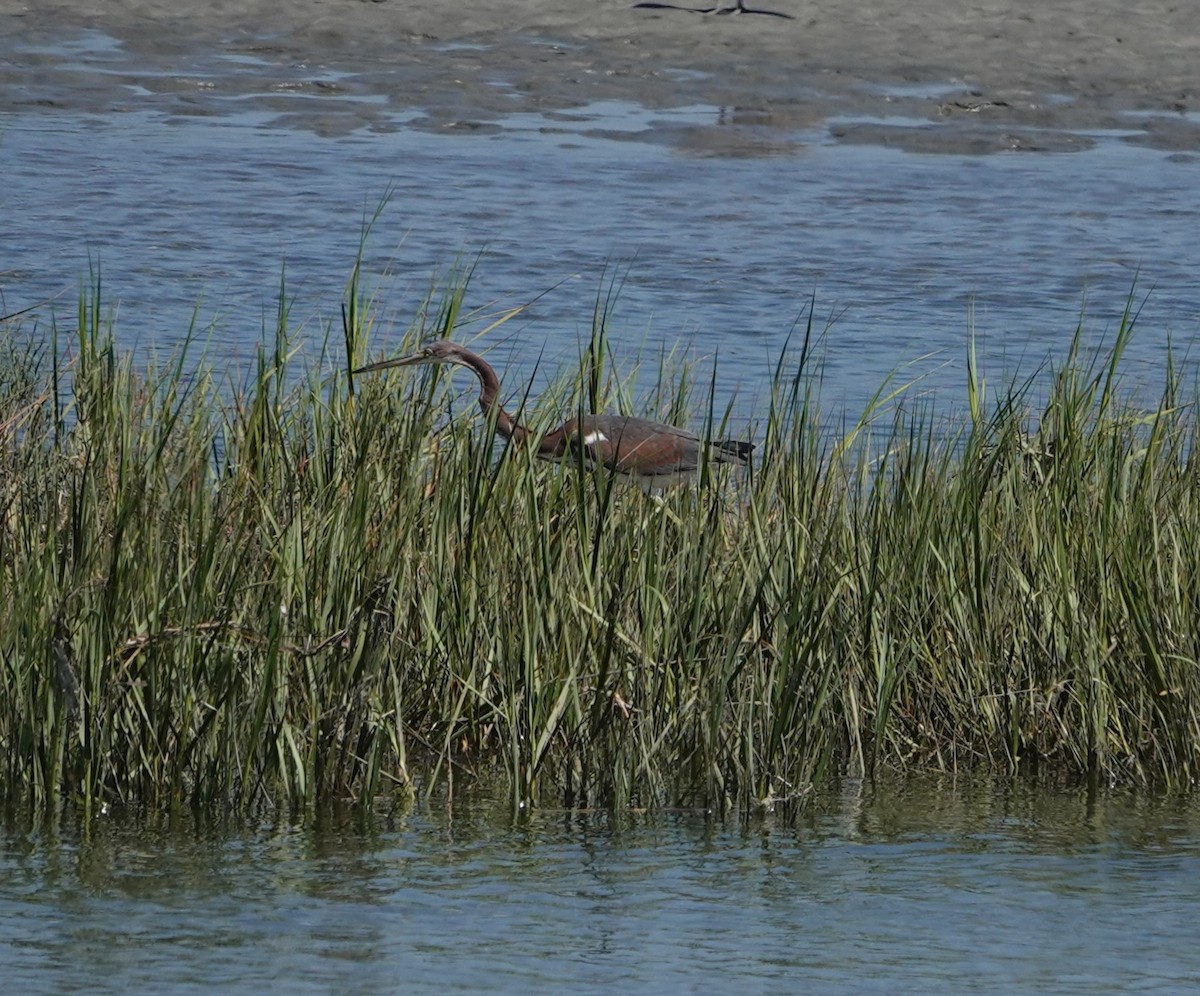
[354,340,752,487]
[633,0,794,18]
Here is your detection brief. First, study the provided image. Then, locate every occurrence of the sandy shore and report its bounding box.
[2,0,1198,151]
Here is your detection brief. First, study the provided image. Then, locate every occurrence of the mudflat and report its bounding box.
[2,0,1198,151]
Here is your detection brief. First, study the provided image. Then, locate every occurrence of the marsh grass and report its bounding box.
[2,270,1199,820]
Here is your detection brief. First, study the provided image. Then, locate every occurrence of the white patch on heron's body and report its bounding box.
[581,430,608,447]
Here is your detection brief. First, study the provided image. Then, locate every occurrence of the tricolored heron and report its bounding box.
[353,340,753,487]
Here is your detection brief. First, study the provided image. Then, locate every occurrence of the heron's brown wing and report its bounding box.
[575,416,701,477]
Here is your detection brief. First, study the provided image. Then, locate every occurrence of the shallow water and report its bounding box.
[2,30,1199,423]
[3,780,1199,994]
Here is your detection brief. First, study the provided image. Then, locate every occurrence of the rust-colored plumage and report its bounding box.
[353,340,752,486]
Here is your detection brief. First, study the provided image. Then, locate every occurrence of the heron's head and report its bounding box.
[353,339,465,375]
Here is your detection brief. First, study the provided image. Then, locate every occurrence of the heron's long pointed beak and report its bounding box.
[352,353,428,375]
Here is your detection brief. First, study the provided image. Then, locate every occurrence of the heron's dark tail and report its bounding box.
[714,439,754,464]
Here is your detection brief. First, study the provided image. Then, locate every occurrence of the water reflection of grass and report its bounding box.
[2,269,1197,821]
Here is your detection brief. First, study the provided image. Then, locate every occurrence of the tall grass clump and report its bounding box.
[2,271,1199,821]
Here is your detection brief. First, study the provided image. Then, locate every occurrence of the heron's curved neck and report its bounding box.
[460,352,529,444]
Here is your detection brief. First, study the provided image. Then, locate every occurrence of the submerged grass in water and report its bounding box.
[1,271,1199,819]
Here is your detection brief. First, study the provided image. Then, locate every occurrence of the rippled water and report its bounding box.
[3,31,1199,421]
[3,780,1199,994]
